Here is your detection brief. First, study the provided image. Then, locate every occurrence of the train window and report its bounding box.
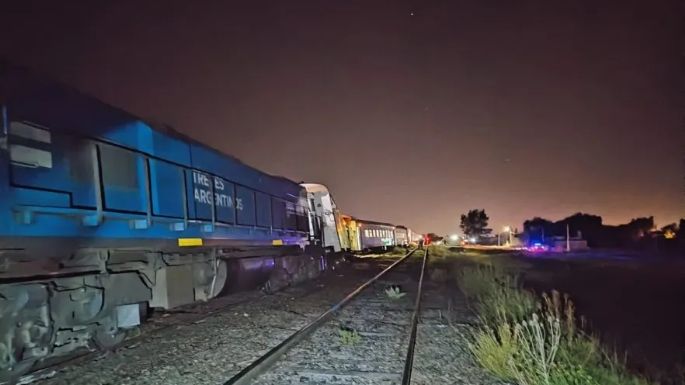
[285,201,297,230]
[271,198,286,229]
[8,121,53,169]
[9,121,51,143]
[255,192,271,228]
[236,185,256,226]
[296,204,308,232]
[100,145,139,189]
[66,138,94,183]
[99,144,146,212]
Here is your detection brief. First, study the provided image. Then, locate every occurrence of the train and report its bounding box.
[303,183,421,252]
[0,64,420,379]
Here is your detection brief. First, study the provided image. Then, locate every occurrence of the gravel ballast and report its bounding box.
[27,258,499,385]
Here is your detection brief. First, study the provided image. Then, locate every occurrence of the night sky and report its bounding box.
[1,0,683,234]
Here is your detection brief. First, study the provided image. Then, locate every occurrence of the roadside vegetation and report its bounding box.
[456,263,654,385]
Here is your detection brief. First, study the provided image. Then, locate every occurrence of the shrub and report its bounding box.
[465,272,654,385]
[470,321,519,381]
[470,313,564,385]
[339,327,361,346]
[512,313,562,385]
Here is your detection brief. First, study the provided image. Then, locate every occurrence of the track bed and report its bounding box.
[28,258,499,385]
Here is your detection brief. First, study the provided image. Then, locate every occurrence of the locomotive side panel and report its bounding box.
[0,67,308,248]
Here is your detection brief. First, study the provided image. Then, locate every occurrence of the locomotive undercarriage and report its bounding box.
[0,246,328,381]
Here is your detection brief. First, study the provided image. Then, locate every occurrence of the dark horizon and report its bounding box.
[1,0,683,234]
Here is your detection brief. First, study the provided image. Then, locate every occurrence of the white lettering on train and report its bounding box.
[191,171,242,210]
[192,171,210,187]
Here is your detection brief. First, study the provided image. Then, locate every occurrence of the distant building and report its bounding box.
[547,235,589,252]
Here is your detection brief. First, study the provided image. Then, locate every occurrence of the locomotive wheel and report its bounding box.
[210,260,229,298]
[92,328,127,351]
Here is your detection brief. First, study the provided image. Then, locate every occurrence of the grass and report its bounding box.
[384,286,406,300]
[455,264,503,299]
[339,326,361,346]
[389,246,409,256]
[460,265,654,385]
[457,265,538,326]
[427,244,458,259]
[426,244,534,274]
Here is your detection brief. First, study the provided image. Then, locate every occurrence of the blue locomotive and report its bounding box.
[0,65,326,378]
[0,65,421,379]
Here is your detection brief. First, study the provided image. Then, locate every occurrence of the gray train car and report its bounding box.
[358,219,396,250]
[407,228,422,244]
[394,226,409,246]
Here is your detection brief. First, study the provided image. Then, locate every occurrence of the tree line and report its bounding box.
[521,213,684,250]
[455,209,684,252]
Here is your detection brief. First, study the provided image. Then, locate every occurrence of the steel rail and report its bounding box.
[401,247,429,384]
[223,248,417,385]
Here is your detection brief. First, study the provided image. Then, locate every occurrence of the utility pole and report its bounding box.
[566,223,570,252]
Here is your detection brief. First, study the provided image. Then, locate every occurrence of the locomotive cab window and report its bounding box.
[99,144,146,213]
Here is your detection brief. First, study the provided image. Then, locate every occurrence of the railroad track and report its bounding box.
[223,248,430,385]
[18,249,498,385]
